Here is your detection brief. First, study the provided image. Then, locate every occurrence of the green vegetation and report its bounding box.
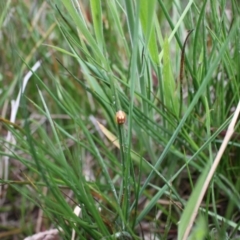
[0,0,240,239]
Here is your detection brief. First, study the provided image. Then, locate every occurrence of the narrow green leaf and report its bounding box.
[90,0,104,53]
[178,161,211,240]
[140,0,158,63]
[163,39,179,116]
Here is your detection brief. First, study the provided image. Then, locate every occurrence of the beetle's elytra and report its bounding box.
[115,110,126,125]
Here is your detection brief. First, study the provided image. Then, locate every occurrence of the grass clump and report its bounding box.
[0,0,240,239]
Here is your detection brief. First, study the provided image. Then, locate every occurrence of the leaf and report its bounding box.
[162,39,179,116]
[140,0,158,63]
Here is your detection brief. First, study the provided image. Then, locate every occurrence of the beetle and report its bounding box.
[115,110,126,125]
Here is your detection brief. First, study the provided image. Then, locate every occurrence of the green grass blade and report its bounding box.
[90,0,104,53]
[163,39,179,117]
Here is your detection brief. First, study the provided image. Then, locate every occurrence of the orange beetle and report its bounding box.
[115,110,126,125]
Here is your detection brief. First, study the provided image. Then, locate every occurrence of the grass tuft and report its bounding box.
[0,1,240,239]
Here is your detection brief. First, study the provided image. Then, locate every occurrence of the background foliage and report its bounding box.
[0,0,240,239]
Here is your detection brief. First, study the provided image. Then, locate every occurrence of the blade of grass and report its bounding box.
[90,0,104,53]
